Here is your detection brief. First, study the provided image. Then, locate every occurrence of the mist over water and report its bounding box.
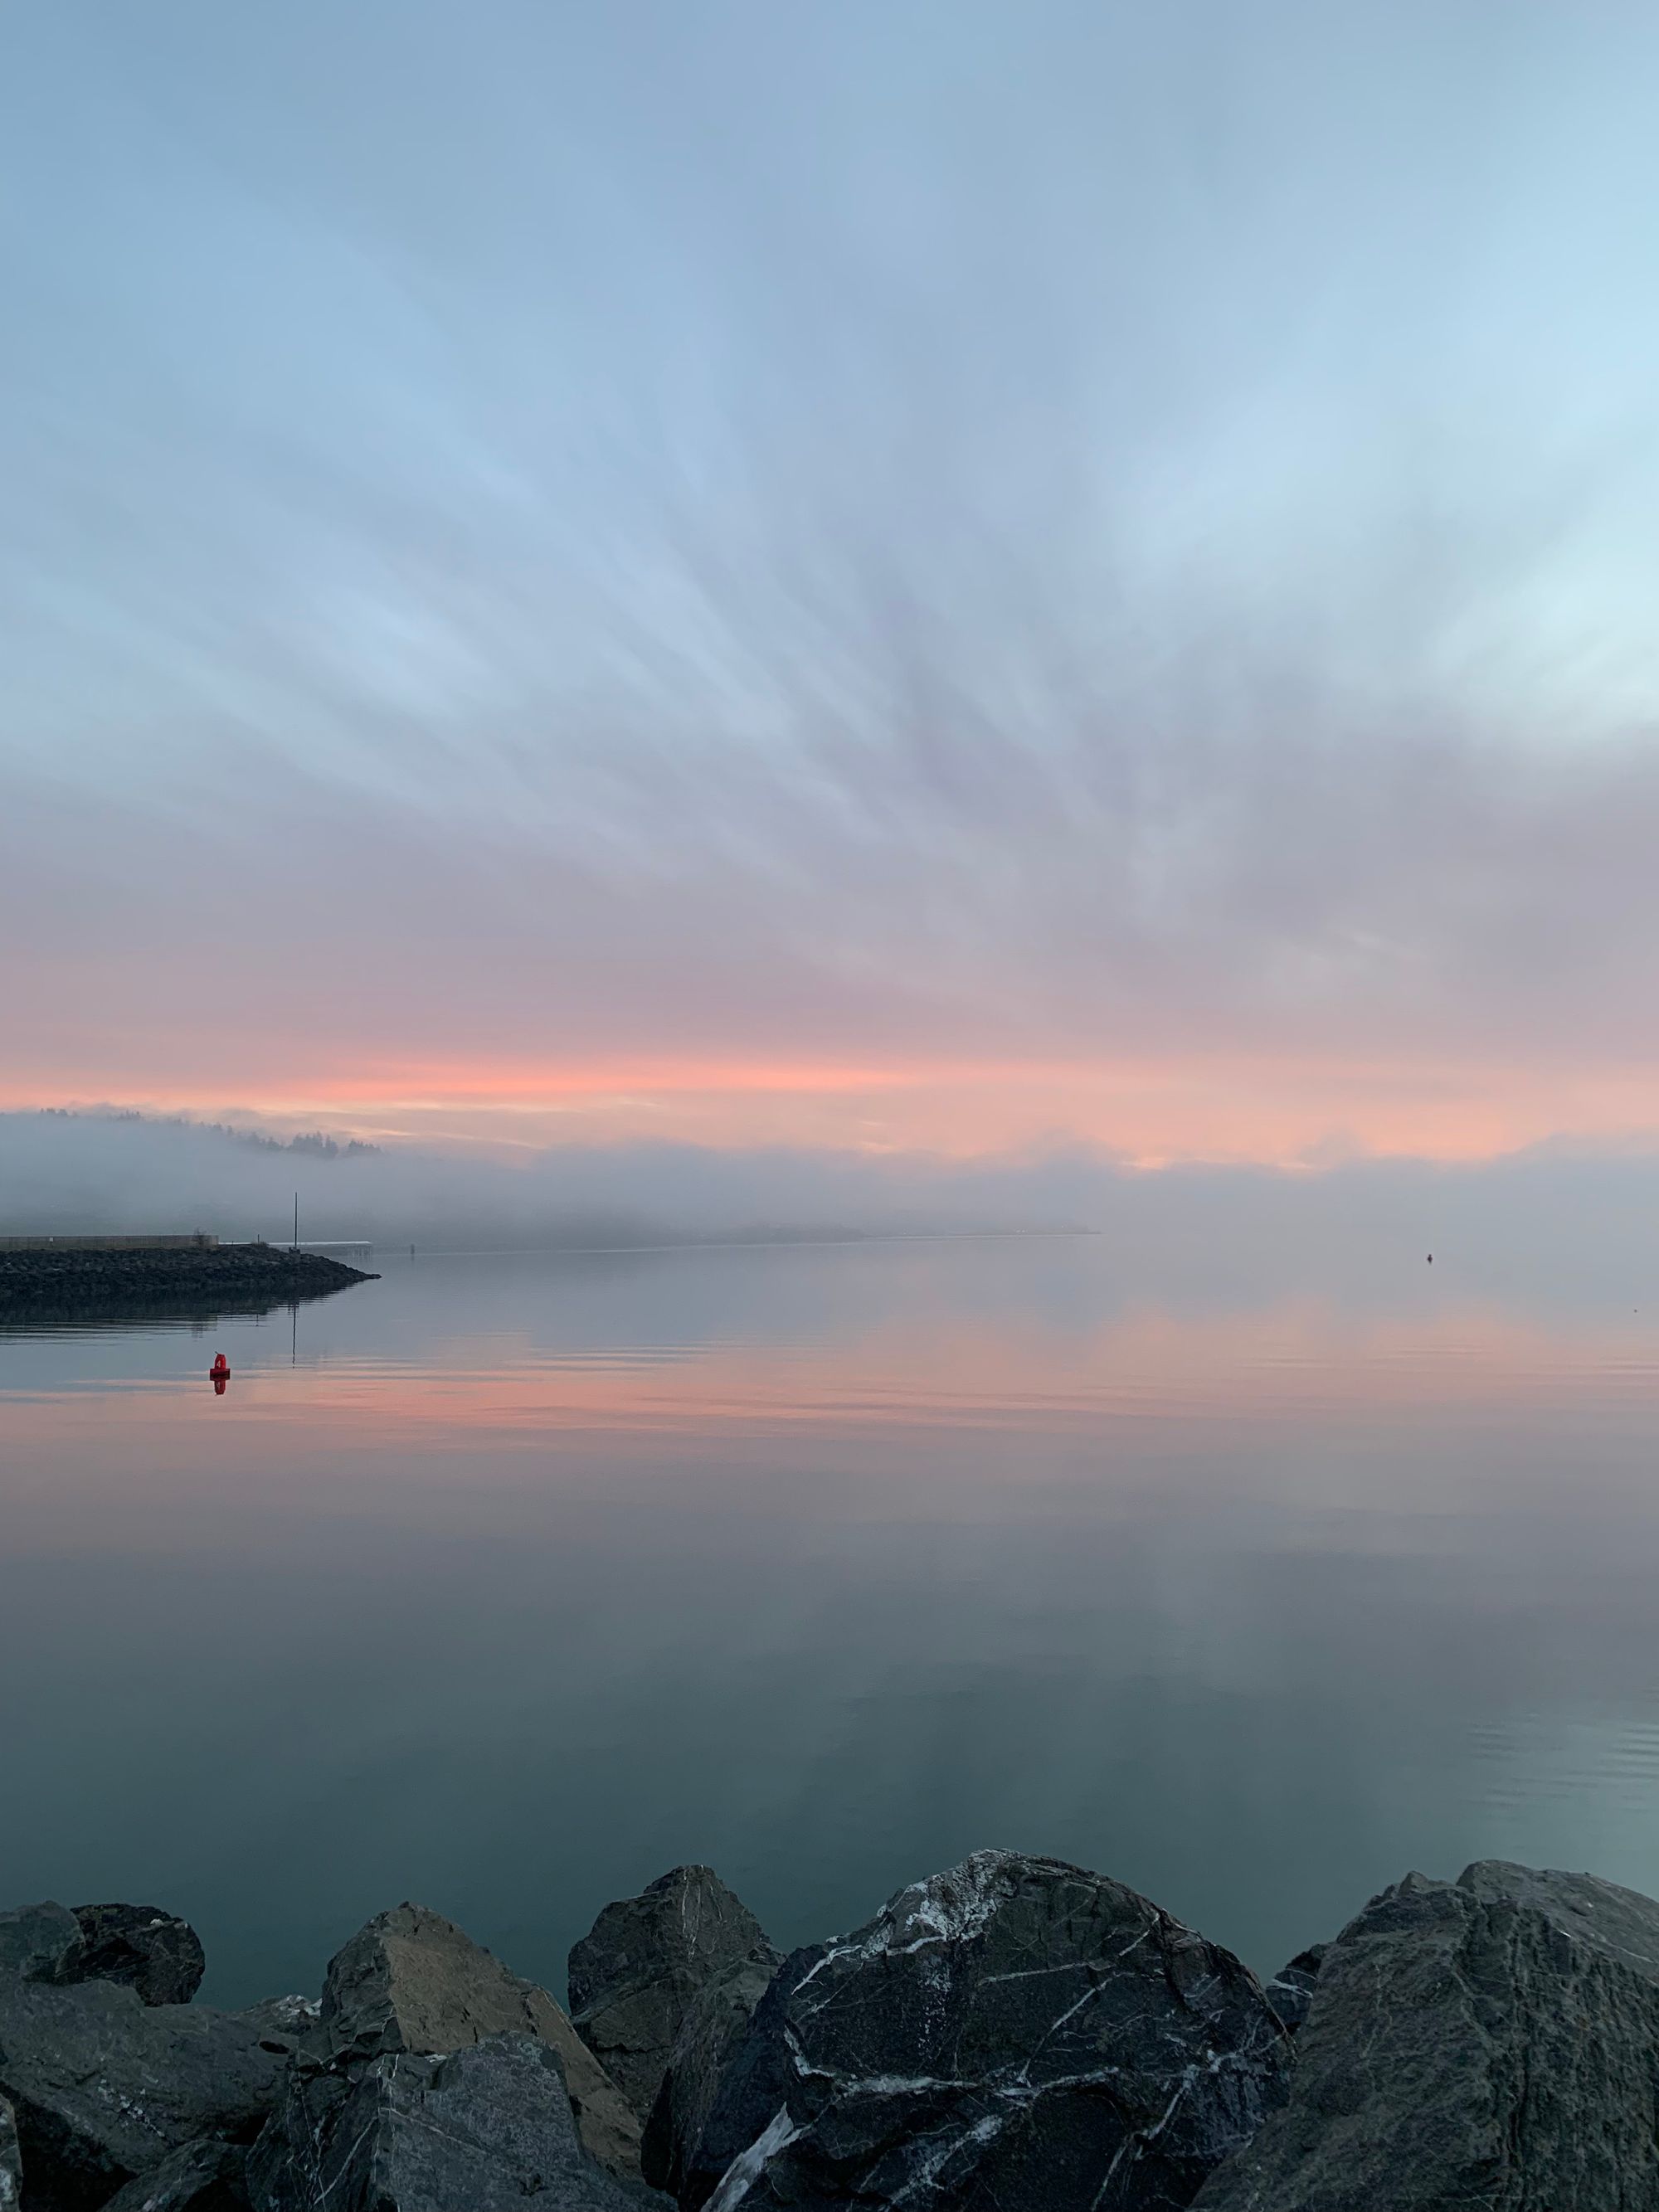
[8,1110,1659,1319]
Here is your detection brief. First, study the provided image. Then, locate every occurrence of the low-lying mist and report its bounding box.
[7,1111,1659,1319]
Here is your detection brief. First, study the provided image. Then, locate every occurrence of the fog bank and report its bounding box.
[5,1113,1659,1319]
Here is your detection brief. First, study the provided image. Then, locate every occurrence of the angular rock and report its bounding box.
[233,1996,324,2060]
[690,1848,1292,2212]
[72,1904,207,2008]
[1,2093,20,2212]
[0,1976,285,2212]
[1194,1859,1659,2211]
[1262,1944,1326,2035]
[102,2137,249,2211]
[246,2033,644,2212]
[640,1952,780,2202]
[0,1903,83,1986]
[321,1903,642,2179]
[569,1866,780,2126]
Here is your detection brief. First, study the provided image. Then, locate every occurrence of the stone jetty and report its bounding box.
[0,1241,376,1317]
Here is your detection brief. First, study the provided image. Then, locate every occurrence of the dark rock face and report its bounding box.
[102,2137,249,2211]
[1194,1859,1659,2212]
[72,1904,207,2008]
[1262,1945,1326,2035]
[0,1903,84,1986]
[0,1976,285,2211]
[689,1849,1292,2212]
[319,1903,642,2179]
[569,1866,780,2125]
[246,2034,644,2212]
[640,1951,779,2202]
[1,2093,21,2212]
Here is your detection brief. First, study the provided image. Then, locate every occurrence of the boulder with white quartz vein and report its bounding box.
[1262,1945,1326,2036]
[688,1849,1293,2211]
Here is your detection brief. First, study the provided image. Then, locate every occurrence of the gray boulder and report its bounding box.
[1,2093,20,2212]
[246,2033,644,2212]
[0,1976,285,2211]
[319,1903,642,2179]
[0,1903,83,1986]
[1194,1859,1659,2211]
[688,1849,1292,2212]
[234,1997,324,2062]
[1262,1944,1326,2035]
[102,2137,249,2210]
[569,1866,780,2125]
[72,1904,207,2007]
[640,1950,778,2202]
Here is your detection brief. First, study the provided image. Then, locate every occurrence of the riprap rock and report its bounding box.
[1194,1859,1659,2211]
[0,1903,83,1987]
[247,2033,645,2212]
[569,1865,779,2125]
[102,2136,249,2211]
[691,1848,1292,2211]
[640,1947,779,2203]
[0,2093,20,2212]
[234,1996,324,2062]
[72,1904,207,2008]
[1262,1945,1326,2036]
[0,1976,285,2211]
[320,1903,641,2179]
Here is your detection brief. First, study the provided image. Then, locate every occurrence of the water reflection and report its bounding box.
[0,1281,359,1345]
[3,1237,1659,2010]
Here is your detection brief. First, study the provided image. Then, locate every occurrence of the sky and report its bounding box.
[6,1,1659,1167]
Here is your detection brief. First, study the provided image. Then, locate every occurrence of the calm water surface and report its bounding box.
[5,1235,1659,2007]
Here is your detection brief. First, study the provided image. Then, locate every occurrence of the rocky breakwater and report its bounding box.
[0,1244,376,1320]
[4,1850,1659,2209]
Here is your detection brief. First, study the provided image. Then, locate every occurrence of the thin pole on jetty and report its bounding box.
[292,1192,299,1251]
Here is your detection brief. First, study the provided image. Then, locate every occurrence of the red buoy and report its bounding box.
[210,1354,230,1379]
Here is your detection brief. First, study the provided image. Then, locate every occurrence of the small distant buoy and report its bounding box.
[1427,1254,1433,1264]
[210,1353,230,1379]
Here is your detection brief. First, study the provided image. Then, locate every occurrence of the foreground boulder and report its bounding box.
[1194,1859,1659,2210]
[569,1866,780,2125]
[0,1976,285,2210]
[640,1947,780,2202]
[248,2033,642,2212]
[102,2137,248,2210]
[72,1904,207,2008]
[320,1904,640,2176]
[688,1849,1292,2212]
[0,1903,83,1986]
